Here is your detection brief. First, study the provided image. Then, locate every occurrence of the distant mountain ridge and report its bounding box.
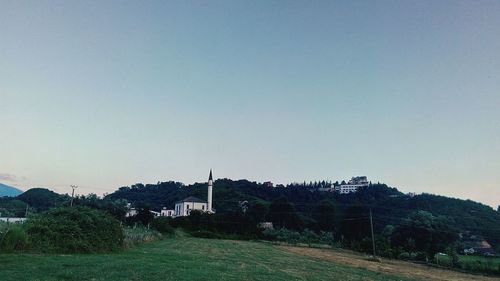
[0,183,23,197]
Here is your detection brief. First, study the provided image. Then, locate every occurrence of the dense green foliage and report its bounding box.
[262,228,335,247]
[1,177,498,273]
[267,196,303,230]
[390,210,459,260]
[0,237,416,281]
[0,198,27,217]
[104,179,500,253]
[150,217,175,234]
[25,207,123,253]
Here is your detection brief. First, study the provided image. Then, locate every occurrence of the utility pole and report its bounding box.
[70,185,78,207]
[370,208,376,258]
[25,204,29,217]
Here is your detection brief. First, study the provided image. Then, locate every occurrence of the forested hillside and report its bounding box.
[105,179,500,251]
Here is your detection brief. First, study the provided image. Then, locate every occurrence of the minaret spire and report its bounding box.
[207,169,213,213]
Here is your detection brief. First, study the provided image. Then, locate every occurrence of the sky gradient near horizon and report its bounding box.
[1,1,499,207]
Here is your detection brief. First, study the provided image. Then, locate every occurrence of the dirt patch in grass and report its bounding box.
[279,246,499,281]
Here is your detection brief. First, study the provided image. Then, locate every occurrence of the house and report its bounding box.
[258,222,273,229]
[462,232,498,256]
[0,217,27,223]
[126,170,215,219]
[264,181,274,188]
[161,208,175,217]
[171,169,215,218]
[338,176,369,194]
[125,207,160,218]
[149,210,161,217]
[174,196,208,217]
[125,207,138,217]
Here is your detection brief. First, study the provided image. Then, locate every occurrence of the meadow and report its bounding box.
[0,237,413,281]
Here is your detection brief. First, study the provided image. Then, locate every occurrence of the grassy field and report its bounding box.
[0,237,414,281]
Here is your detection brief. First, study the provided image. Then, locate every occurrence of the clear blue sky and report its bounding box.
[1,1,499,207]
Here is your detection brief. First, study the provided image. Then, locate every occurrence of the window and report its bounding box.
[187,204,190,209]
[202,205,205,210]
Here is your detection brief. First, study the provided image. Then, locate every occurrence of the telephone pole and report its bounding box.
[370,208,376,258]
[70,185,78,207]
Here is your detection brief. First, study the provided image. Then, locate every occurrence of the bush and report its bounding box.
[0,226,28,253]
[300,229,319,246]
[151,217,174,235]
[262,228,301,244]
[191,230,222,239]
[25,207,124,253]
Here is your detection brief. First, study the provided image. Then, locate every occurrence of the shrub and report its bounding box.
[151,217,174,235]
[191,230,222,239]
[300,229,319,246]
[262,228,301,244]
[25,206,124,253]
[0,226,28,253]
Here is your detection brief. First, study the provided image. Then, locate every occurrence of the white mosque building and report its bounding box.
[161,169,215,218]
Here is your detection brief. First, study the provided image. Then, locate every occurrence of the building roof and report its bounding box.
[209,169,213,181]
[175,196,206,204]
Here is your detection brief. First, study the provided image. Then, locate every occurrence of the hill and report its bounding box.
[17,188,68,211]
[105,179,500,252]
[0,183,23,197]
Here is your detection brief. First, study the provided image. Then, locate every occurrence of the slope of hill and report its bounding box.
[0,237,416,281]
[0,183,23,197]
[3,236,498,281]
[105,179,500,251]
[17,188,68,211]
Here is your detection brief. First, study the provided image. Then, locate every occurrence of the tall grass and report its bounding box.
[0,222,28,253]
[434,254,500,275]
[123,227,162,248]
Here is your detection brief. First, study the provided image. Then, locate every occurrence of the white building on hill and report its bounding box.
[0,217,26,223]
[126,170,216,218]
[338,176,369,194]
[174,196,208,217]
[125,207,138,217]
[171,169,215,217]
[161,208,174,217]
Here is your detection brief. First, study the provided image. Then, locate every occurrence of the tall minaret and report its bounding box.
[207,169,213,213]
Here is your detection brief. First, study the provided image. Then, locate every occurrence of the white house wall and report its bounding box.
[174,202,207,217]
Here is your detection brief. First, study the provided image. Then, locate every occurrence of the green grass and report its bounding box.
[434,253,500,275]
[0,237,415,281]
[457,255,500,274]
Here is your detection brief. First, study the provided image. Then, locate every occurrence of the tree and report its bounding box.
[25,207,123,253]
[339,204,370,243]
[267,196,303,230]
[248,202,269,222]
[17,188,68,211]
[0,198,27,217]
[391,210,459,260]
[132,208,155,226]
[313,199,337,232]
